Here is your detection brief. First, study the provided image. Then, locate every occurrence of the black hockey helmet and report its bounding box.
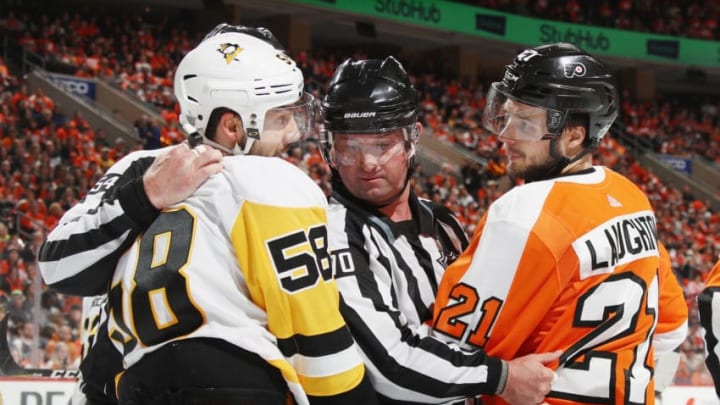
[321,56,418,134]
[483,42,618,144]
[320,56,420,205]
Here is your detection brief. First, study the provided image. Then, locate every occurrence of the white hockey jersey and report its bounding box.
[106,156,366,404]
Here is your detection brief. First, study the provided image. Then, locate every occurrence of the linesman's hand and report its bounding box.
[499,350,560,405]
[144,143,223,209]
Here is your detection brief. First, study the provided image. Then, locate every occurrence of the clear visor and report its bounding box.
[327,126,416,166]
[483,83,563,141]
[260,92,316,146]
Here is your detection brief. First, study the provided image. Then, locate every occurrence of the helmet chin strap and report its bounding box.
[373,175,411,209]
[331,166,411,210]
[242,128,260,155]
[182,122,245,155]
[544,137,594,180]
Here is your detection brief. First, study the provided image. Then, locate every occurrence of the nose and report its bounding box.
[358,150,381,168]
[282,118,301,145]
[498,128,516,144]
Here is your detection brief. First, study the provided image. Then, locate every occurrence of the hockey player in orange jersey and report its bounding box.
[699,257,720,397]
[431,43,688,405]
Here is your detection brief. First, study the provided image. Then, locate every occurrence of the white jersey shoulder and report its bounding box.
[219,155,327,208]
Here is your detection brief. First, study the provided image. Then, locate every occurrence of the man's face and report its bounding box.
[497,99,560,182]
[251,109,301,157]
[332,128,410,206]
[250,93,314,157]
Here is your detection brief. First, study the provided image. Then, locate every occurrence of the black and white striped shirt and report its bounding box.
[38,148,166,404]
[327,188,506,404]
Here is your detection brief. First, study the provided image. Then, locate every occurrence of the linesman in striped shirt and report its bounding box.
[319,56,559,404]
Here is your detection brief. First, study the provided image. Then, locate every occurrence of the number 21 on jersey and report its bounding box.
[434,271,658,404]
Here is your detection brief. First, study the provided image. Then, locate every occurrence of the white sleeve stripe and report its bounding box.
[654,321,688,356]
[41,233,129,284]
[289,345,364,377]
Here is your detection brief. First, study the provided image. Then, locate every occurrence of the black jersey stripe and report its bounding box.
[340,296,502,398]
[38,214,137,262]
[276,324,355,358]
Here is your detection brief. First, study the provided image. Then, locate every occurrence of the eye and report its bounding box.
[495,115,509,131]
[377,141,394,150]
[266,111,291,129]
[273,115,289,128]
[344,142,362,153]
[517,119,537,134]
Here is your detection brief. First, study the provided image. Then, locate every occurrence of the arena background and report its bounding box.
[0,0,719,403]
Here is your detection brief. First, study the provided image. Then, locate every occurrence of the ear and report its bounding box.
[219,112,244,141]
[404,123,421,159]
[565,124,586,149]
[413,122,423,141]
[220,112,240,132]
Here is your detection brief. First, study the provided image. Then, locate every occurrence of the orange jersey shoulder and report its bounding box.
[706,259,720,288]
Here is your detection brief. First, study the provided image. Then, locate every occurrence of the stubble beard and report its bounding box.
[508,155,564,183]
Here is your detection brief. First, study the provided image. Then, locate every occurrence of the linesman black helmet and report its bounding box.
[484,42,619,144]
[320,56,420,205]
[321,56,418,134]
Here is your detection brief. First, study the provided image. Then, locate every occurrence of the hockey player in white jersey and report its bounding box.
[39,23,377,405]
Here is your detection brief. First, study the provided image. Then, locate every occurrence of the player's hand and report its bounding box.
[144,143,223,209]
[498,350,560,405]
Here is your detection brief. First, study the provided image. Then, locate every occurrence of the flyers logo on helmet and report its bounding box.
[218,43,243,64]
[563,62,587,78]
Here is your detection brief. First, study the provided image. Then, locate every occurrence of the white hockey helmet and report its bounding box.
[174,23,313,154]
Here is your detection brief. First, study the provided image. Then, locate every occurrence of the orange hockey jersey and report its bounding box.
[432,167,688,405]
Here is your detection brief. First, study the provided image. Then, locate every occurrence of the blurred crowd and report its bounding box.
[466,0,720,40]
[0,0,719,387]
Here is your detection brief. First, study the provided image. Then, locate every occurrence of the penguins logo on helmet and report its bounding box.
[218,43,243,64]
